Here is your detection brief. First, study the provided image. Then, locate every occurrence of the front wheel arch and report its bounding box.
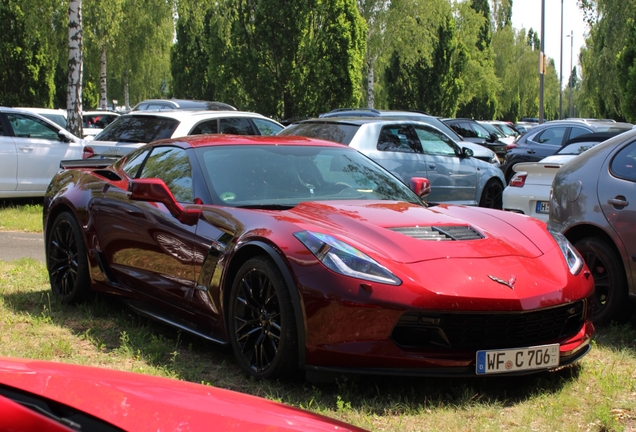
[224,242,306,370]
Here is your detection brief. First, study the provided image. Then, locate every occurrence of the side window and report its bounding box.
[472,123,492,139]
[414,126,457,156]
[569,127,590,140]
[220,117,256,135]
[140,146,194,203]
[252,118,284,136]
[535,127,566,145]
[610,142,636,182]
[453,122,477,138]
[190,119,218,135]
[377,126,418,153]
[6,114,61,140]
[122,148,151,178]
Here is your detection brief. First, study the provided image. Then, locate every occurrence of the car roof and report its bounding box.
[132,99,236,111]
[290,116,434,126]
[154,133,350,149]
[319,108,431,118]
[117,109,277,122]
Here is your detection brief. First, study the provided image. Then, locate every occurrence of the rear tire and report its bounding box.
[47,212,91,304]
[228,256,298,379]
[574,237,634,325]
[479,179,504,209]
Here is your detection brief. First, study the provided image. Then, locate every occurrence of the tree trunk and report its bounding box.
[100,44,107,110]
[367,58,375,109]
[124,68,130,111]
[67,0,83,138]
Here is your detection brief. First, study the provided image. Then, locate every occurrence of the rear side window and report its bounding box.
[569,127,590,140]
[279,122,360,145]
[252,118,284,136]
[219,117,255,135]
[610,142,636,182]
[93,115,179,142]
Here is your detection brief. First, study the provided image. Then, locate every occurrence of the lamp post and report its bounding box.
[566,30,573,118]
[559,0,564,119]
[539,0,545,123]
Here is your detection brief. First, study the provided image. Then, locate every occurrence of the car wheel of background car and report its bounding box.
[479,179,504,209]
[228,256,298,379]
[47,212,91,304]
[574,237,635,325]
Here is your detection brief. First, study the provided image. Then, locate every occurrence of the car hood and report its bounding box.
[286,201,548,264]
[0,357,364,431]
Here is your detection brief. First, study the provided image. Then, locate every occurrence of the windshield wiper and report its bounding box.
[236,204,295,210]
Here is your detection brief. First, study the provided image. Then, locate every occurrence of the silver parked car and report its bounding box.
[548,128,636,324]
[280,117,506,208]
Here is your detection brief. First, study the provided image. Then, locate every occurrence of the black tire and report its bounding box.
[479,179,504,209]
[47,212,91,304]
[574,237,634,325]
[228,256,298,379]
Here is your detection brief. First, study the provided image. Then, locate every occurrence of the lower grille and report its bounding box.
[391,300,586,350]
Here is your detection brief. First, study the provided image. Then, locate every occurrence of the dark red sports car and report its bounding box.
[43,135,594,380]
[0,357,365,431]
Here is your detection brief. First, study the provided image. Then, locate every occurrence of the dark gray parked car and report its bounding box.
[548,128,636,325]
[280,117,506,208]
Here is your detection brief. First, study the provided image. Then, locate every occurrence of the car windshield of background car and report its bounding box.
[473,122,493,139]
[480,123,505,138]
[194,145,421,207]
[279,122,359,145]
[252,118,284,136]
[93,116,179,142]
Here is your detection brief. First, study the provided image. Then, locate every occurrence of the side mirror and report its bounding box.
[488,133,499,142]
[128,178,200,225]
[409,177,431,199]
[461,147,474,158]
[58,130,73,142]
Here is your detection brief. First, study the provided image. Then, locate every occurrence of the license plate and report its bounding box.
[476,344,559,375]
[536,201,550,213]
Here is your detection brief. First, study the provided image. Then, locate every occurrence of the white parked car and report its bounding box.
[14,107,68,130]
[502,132,618,222]
[82,110,120,140]
[83,110,285,159]
[0,107,83,198]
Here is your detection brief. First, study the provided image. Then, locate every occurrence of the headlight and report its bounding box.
[294,231,402,285]
[549,229,584,275]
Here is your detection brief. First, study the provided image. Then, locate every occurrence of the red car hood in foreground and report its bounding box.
[0,357,365,431]
[287,201,548,263]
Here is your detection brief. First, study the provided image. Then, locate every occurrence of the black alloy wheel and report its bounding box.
[479,179,504,209]
[228,256,297,379]
[574,237,634,325]
[47,212,91,304]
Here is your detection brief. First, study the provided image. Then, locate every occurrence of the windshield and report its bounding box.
[93,115,179,142]
[194,145,422,207]
[479,123,504,137]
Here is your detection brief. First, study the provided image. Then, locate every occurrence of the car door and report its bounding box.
[5,113,79,193]
[364,125,427,184]
[94,145,201,313]
[411,124,478,204]
[0,114,18,194]
[598,140,636,288]
[522,126,584,162]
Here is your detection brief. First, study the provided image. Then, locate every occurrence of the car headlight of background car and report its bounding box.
[549,229,584,275]
[294,231,402,285]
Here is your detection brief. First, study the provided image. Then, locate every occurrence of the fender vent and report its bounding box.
[389,226,484,241]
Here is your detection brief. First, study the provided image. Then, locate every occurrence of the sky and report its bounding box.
[511,0,588,82]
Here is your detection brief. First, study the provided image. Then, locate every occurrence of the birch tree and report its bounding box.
[67,0,83,137]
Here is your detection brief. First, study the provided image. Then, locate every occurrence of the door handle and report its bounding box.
[527,149,536,154]
[18,147,34,153]
[608,196,629,208]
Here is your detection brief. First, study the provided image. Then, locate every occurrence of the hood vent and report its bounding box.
[389,226,484,241]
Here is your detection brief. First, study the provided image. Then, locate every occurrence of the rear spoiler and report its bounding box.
[60,158,117,169]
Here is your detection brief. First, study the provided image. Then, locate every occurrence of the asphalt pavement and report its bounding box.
[0,231,45,263]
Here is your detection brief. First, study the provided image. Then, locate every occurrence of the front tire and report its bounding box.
[228,256,298,379]
[47,212,91,304]
[479,179,504,209]
[574,237,634,325]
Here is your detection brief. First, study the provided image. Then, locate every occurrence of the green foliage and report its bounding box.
[173,0,366,119]
[384,12,466,117]
[0,0,59,107]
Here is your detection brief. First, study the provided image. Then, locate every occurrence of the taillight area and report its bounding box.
[506,143,517,150]
[82,146,94,159]
[509,173,527,187]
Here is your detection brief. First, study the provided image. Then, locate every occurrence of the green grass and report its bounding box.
[1,258,635,431]
[0,200,43,233]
